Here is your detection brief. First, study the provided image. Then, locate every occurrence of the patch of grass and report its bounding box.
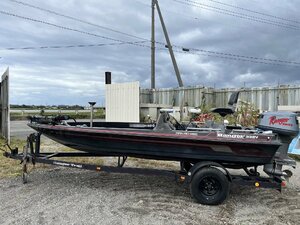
[128,157,178,170]
[54,147,104,165]
[38,144,104,165]
[0,138,27,178]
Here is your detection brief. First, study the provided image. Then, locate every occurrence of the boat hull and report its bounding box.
[29,123,281,166]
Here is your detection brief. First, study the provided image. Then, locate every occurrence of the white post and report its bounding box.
[89,102,96,127]
[1,67,10,144]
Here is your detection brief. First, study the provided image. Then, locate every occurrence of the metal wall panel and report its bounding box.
[141,85,300,111]
[106,82,140,122]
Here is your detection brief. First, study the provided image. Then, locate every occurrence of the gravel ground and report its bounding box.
[0,158,299,225]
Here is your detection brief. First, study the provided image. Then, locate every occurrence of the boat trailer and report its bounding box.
[3,132,285,205]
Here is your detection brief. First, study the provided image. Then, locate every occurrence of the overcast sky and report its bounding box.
[0,0,300,106]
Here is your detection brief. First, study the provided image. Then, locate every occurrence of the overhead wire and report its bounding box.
[134,0,299,29]
[0,10,151,49]
[205,0,300,24]
[1,6,300,67]
[171,45,300,66]
[171,0,300,30]
[154,41,300,66]
[0,41,149,51]
[131,0,300,65]
[0,10,120,42]
[133,0,205,22]
[8,0,148,41]
[180,0,298,28]
[156,46,300,67]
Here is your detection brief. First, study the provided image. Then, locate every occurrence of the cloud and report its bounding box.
[0,0,299,105]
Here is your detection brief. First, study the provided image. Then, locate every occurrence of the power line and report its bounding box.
[172,45,300,66]
[1,9,299,67]
[8,0,148,41]
[178,0,300,29]
[205,0,300,24]
[133,0,205,22]
[131,0,300,65]
[0,41,149,51]
[0,10,119,41]
[134,0,290,33]
[181,0,298,28]
[3,40,300,67]
[158,47,300,67]
[156,42,300,66]
[20,0,208,37]
[171,0,300,30]
[134,0,300,31]
[0,10,153,49]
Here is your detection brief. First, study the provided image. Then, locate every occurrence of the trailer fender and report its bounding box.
[187,161,232,183]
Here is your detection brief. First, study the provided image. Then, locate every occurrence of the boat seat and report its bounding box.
[211,91,240,117]
[153,112,175,131]
[211,108,235,117]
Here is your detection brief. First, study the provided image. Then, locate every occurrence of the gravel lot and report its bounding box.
[0,149,299,225]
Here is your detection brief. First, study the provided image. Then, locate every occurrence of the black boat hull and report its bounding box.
[29,123,281,167]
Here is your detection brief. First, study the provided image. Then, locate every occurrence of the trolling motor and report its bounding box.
[28,115,76,125]
[257,111,299,177]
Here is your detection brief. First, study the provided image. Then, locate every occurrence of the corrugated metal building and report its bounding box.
[141,85,300,112]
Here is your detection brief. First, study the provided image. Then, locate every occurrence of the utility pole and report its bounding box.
[151,0,155,89]
[154,0,183,87]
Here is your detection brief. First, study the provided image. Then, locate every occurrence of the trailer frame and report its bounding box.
[3,132,284,205]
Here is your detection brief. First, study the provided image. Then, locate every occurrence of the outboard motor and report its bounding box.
[257,112,299,177]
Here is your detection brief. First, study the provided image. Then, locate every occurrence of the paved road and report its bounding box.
[10,120,34,139]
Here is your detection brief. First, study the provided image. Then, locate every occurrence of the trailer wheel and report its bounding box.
[190,167,229,205]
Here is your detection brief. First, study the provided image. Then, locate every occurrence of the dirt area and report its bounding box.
[0,140,299,225]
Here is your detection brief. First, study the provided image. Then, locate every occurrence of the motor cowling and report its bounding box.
[257,112,299,177]
[257,111,299,137]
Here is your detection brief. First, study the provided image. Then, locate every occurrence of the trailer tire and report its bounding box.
[190,167,229,205]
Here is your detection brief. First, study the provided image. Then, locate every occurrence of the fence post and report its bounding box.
[0,67,10,144]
